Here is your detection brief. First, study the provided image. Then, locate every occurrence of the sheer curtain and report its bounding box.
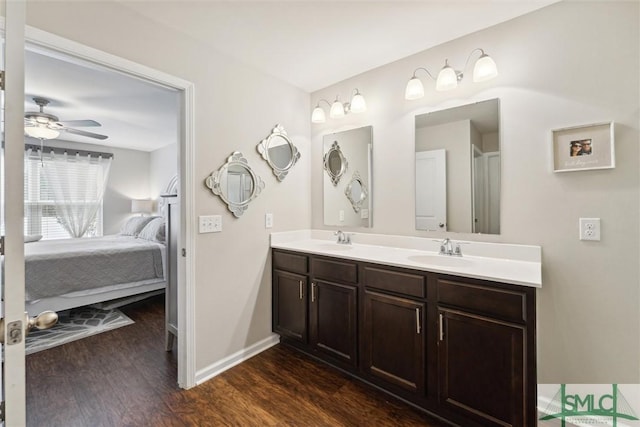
[39,149,112,238]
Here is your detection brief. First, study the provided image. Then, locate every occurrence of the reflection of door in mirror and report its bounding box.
[225,165,253,204]
[414,99,500,234]
[416,150,446,231]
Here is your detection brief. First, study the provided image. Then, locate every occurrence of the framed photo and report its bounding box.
[552,122,615,172]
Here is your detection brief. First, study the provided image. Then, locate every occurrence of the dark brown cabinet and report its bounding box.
[362,290,425,395]
[309,280,358,366]
[438,308,526,426]
[273,270,308,343]
[271,248,536,427]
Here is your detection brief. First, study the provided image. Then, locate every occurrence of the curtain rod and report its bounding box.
[24,143,114,159]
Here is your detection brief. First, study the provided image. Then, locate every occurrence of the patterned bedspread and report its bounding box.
[25,235,165,301]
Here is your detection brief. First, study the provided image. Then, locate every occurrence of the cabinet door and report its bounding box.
[438,309,526,427]
[309,280,358,366]
[363,291,425,395]
[273,270,308,343]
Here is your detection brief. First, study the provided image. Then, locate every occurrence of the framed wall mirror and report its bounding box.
[257,124,301,181]
[205,152,265,218]
[323,125,372,227]
[415,99,500,234]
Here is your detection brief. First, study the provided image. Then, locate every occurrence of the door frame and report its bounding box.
[23,25,197,388]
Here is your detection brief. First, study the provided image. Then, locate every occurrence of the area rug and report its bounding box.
[25,306,134,355]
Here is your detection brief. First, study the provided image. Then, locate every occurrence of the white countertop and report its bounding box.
[271,230,542,288]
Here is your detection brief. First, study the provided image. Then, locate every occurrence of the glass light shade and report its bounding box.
[436,65,458,91]
[311,106,326,123]
[329,100,345,118]
[24,126,60,140]
[473,54,498,82]
[405,76,425,100]
[349,93,367,113]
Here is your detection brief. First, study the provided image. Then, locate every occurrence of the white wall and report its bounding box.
[26,1,311,375]
[150,143,178,207]
[35,138,151,235]
[311,1,639,383]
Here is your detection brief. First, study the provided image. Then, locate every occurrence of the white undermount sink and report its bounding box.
[407,254,473,267]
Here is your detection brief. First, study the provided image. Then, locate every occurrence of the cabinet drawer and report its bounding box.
[437,278,526,323]
[311,257,358,284]
[273,250,308,274]
[363,266,425,299]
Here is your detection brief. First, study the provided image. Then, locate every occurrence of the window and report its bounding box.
[24,149,111,240]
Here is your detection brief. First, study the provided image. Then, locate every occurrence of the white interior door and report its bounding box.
[415,149,447,231]
[1,1,27,425]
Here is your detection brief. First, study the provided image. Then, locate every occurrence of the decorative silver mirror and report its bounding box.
[205,152,265,218]
[344,171,368,213]
[323,141,348,186]
[257,124,301,181]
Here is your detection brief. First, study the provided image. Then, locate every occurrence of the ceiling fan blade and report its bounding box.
[56,119,102,127]
[64,127,109,140]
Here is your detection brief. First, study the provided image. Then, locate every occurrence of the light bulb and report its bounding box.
[405,76,425,100]
[311,106,326,123]
[473,53,498,82]
[24,126,60,140]
[349,91,367,113]
[436,60,458,91]
[329,99,345,118]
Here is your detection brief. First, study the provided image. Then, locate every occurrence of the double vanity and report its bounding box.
[271,230,541,427]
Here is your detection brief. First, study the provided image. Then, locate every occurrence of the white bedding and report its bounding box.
[25,235,165,301]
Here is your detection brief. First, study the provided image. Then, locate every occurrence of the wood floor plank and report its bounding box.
[26,294,449,426]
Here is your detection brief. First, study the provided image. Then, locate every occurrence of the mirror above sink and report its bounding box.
[415,99,501,234]
[323,126,372,228]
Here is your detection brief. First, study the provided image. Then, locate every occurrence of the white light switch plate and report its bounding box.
[199,215,222,233]
[579,218,600,241]
[265,213,273,229]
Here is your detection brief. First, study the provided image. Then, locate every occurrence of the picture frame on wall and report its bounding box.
[552,122,615,172]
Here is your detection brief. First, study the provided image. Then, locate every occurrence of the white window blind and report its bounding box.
[24,147,111,240]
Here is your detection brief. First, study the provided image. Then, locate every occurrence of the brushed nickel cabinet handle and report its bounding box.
[439,313,444,341]
[311,283,316,302]
[299,281,303,300]
[415,308,421,334]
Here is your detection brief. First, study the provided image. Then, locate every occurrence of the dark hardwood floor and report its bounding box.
[26,295,449,426]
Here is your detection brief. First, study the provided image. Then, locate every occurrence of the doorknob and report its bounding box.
[0,311,58,344]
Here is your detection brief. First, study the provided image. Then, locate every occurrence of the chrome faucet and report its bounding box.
[334,230,351,245]
[439,238,462,256]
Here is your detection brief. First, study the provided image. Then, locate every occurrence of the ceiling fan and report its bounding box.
[24,97,108,140]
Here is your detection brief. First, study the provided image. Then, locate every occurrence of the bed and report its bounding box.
[25,216,167,316]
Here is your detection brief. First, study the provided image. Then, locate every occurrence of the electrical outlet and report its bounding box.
[360,209,369,219]
[199,215,222,233]
[339,210,345,222]
[579,218,600,241]
[265,213,273,229]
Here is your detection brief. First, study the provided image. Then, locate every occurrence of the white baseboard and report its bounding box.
[195,334,280,385]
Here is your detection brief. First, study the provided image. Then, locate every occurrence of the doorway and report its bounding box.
[21,26,195,390]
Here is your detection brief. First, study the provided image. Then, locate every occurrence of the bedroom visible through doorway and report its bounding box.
[21,35,188,399]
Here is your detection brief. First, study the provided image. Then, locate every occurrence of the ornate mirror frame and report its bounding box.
[257,124,301,181]
[344,171,368,213]
[204,152,265,218]
[323,141,349,186]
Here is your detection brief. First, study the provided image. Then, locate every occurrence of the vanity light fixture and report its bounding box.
[405,48,498,100]
[311,88,367,123]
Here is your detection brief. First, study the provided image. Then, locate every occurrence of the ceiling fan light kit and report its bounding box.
[23,97,109,141]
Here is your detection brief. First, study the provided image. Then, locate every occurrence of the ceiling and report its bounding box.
[25,1,558,152]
